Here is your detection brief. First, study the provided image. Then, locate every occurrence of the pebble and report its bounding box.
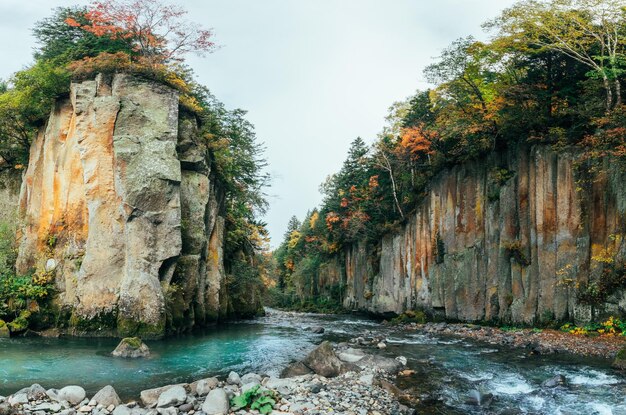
[4,344,413,415]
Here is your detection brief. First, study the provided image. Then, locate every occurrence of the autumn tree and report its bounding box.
[400,126,436,164]
[65,0,216,66]
[33,7,133,63]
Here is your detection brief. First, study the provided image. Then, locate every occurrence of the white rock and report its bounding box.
[241,382,260,394]
[93,385,121,407]
[201,388,229,415]
[140,384,186,407]
[45,258,57,272]
[226,371,241,385]
[56,386,87,405]
[193,377,218,396]
[32,402,62,412]
[377,342,387,349]
[156,385,187,408]
[337,348,366,363]
[395,356,408,366]
[240,373,262,385]
[8,393,28,405]
[112,406,132,415]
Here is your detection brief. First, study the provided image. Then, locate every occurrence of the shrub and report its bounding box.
[230,385,276,414]
[390,310,427,325]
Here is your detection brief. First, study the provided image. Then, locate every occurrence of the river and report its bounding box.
[1,309,625,414]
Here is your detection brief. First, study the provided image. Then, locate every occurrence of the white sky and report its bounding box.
[0,0,517,247]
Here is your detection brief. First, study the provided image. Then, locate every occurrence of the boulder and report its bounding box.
[542,374,567,388]
[613,348,626,370]
[356,355,403,373]
[190,377,218,396]
[48,385,86,405]
[7,393,28,405]
[140,384,186,407]
[226,371,241,385]
[156,385,187,408]
[92,385,121,407]
[112,406,132,415]
[240,373,262,385]
[28,384,48,401]
[280,362,313,378]
[178,403,194,412]
[201,388,229,415]
[302,341,345,377]
[337,348,366,363]
[112,337,150,358]
[241,382,260,393]
[310,326,325,334]
[12,384,47,402]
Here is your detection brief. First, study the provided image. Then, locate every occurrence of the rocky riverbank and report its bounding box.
[0,341,414,415]
[402,322,626,358]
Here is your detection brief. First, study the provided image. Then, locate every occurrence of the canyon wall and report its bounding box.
[15,74,243,337]
[0,169,21,225]
[322,145,626,324]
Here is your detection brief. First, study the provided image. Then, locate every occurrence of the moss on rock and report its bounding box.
[0,319,10,338]
[7,310,31,333]
[117,316,165,339]
[112,336,150,358]
[69,310,118,334]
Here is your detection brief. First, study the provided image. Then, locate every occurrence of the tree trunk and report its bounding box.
[603,74,613,111]
[389,169,404,221]
[615,79,622,107]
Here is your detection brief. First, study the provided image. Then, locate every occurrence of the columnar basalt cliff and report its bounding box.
[320,146,626,324]
[15,74,238,337]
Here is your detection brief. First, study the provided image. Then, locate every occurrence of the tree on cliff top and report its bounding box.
[64,0,215,66]
[489,0,626,110]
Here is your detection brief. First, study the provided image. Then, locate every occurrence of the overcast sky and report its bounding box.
[0,0,517,247]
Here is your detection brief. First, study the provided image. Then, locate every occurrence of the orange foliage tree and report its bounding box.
[400,124,436,163]
[66,0,215,66]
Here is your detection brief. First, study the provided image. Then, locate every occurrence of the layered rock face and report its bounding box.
[16,74,229,337]
[323,146,626,324]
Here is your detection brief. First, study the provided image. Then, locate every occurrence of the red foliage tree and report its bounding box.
[66,0,215,66]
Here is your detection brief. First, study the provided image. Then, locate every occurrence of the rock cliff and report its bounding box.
[319,145,626,324]
[0,169,21,225]
[15,74,235,337]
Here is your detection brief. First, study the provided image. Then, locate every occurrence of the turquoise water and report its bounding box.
[1,310,626,414]
[0,313,329,398]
